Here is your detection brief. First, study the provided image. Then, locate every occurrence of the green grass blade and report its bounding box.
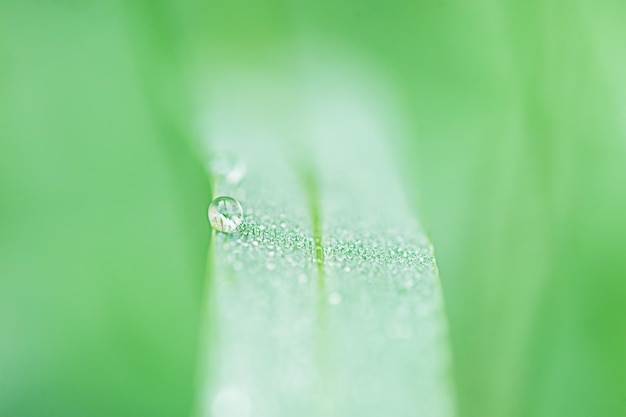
[197,57,455,417]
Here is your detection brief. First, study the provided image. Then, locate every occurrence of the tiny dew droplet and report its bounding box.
[328,292,342,305]
[208,196,244,233]
[208,154,246,185]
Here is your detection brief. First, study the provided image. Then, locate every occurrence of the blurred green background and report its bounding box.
[1,1,625,417]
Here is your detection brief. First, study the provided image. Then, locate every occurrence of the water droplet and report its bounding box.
[266,261,276,270]
[211,386,252,417]
[209,154,246,185]
[328,292,342,305]
[208,196,244,233]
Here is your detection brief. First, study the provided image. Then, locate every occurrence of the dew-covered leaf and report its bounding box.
[197,56,455,417]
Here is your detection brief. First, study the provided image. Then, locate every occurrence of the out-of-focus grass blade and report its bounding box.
[0,3,210,416]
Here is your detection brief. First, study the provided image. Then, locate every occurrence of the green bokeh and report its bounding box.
[0,2,210,416]
[2,1,625,416]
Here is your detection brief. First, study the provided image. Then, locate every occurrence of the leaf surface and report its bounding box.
[198,58,455,417]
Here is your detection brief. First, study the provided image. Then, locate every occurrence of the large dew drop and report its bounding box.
[209,196,244,233]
